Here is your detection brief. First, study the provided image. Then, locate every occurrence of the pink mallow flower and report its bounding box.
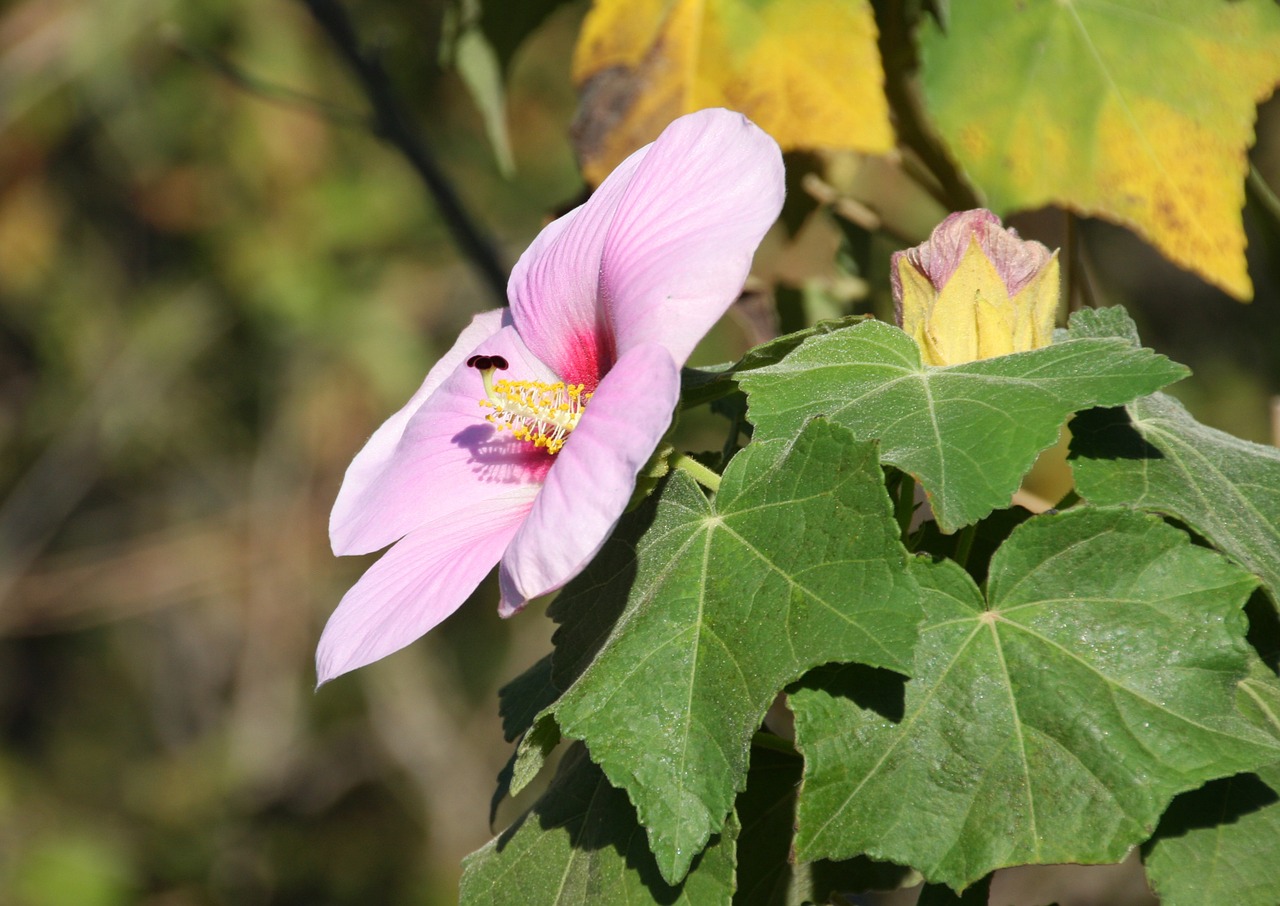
[319,109,784,683]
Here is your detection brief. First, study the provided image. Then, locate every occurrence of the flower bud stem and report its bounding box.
[953,524,977,569]
[672,453,722,493]
[894,472,917,541]
[750,730,799,757]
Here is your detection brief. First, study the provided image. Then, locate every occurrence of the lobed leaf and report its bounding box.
[734,746,912,905]
[547,418,921,884]
[741,318,1186,532]
[570,0,893,183]
[1070,394,1280,610]
[918,0,1280,299]
[461,744,738,905]
[1142,765,1280,906]
[791,507,1280,890]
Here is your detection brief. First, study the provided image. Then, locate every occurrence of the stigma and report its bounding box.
[468,354,591,454]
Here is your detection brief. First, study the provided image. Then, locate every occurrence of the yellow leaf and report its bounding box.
[921,0,1280,300]
[571,0,893,184]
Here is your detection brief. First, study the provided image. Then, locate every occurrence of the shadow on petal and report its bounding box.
[452,423,555,486]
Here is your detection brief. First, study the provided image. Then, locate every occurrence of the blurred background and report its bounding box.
[1,1,1278,904]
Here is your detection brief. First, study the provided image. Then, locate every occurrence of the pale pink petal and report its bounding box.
[599,108,784,365]
[318,488,538,684]
[507,147,651,387]
[331,325,557,556]
[906,209,1051,295]
[331,309,509,544]
[497,343,681,615]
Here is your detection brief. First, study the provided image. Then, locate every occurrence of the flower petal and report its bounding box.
[908,209,1052,296]
[331,309,508,546]
[331,324,556,556]
[599,108,784,366]
[497,343,681,615]
[317,488,537,684]
[507,146,651,387]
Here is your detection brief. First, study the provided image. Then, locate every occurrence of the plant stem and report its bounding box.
[1248,163,1280,225]
[952,523,976,568]
[175,41,369,129]
[299,0,509,305]
[878,0,981,211]
[894,471,917,539]
[672,453,722,493]
[750,730,799,757]
[1065,211,1100,314]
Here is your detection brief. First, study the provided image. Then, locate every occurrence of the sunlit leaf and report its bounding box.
[547,419,921,884]
[740,317,1186,532]
[1142,765,1280,906]
[681,314,869,409]
[461,744,738,905]
[1071,395,1280,609]
[571,0,893,183]
[919,0,1280,299]
[791,508,1280,890]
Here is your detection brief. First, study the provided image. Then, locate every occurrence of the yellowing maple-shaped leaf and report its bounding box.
[920,0,1280,300]
[571,0,893,184]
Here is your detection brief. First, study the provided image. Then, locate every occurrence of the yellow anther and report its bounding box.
[472,369,592,454]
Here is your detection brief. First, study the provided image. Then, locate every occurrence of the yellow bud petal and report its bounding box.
[928,238,1011,365]
[1010,251,1061,350]
[896,255,939,340]
[976,297,1016,360]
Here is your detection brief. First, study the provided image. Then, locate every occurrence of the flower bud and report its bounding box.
[891,209,1060,366]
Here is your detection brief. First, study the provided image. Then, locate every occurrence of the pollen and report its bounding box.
[469,356,591,454]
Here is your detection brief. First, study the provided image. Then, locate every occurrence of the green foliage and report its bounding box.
[1071,395,1280,608]
[790,511,1276,889]
[545,419,921,884]
[461,744,739,905]
[470,303,1280,901]
[1142,767,1280,906]
[441,0,573,174]
[740,316,1186,531]
[12,0,1280,902]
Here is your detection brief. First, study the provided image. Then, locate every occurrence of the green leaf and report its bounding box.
[1142,768,1280,906]
[740,318,1186,532]
[510,714,561,798]
[490,657,563,823]
[440,0,572,174]
[918,0,1280,299]
[549,419,922,884]
[1062,305,1143,345]
[734,746,911,905]
[1238,672,1280,741]
[791,507,1280,890]
[1070,393,1280,609]
[681,314,869,409]
[461,744,738,906]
